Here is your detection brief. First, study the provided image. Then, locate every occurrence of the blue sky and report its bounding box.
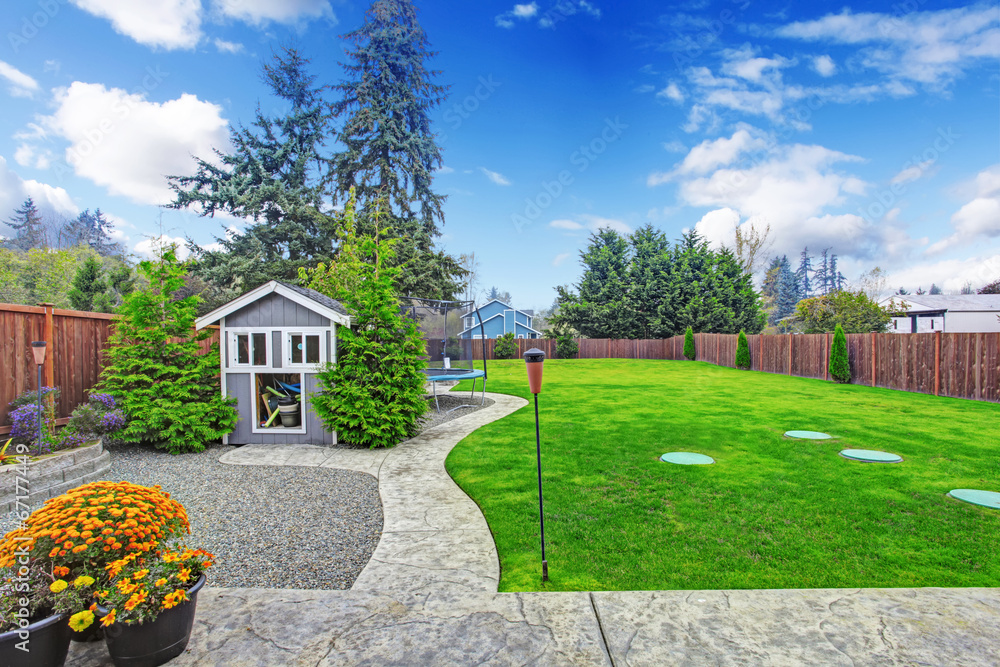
[0,0,997,310]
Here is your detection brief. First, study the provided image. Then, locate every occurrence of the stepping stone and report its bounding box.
[839,449,903,463]
[660,452,715,465]
[784,430,832,440]
[948,489,1000,510]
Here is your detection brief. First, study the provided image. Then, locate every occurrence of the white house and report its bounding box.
[882,295,1000,333]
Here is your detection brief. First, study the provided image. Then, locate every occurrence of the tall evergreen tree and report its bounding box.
[554,228,631,339]
[331,0,462,299]
[761,254,799,325]
[814,248,830,295]
[168,47,338,293]
[67,256,108,312]
[795,247,813,299]
[61,209,123,256]
[4,198,46,251]
[625,224,670,338]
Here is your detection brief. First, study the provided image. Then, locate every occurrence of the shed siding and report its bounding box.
[227,292,330,328]
[225,372,334,445]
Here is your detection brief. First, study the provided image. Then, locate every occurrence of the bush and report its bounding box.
[7,387,59,453]
[493,332,517,360]
[64,393,126,440]
[555,334,579,359]
[99,249,237,454]
[683,326,696,360]
[829,324,851,383]
[735,330,751,369]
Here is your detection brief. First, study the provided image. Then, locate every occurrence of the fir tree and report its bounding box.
[777,255,801,319]
[929,283,943,295]
[795,247,813,299]
[302,205,428,449]
[168,47,338,292]
[331,0,463,299]
[4,198,46,251]
[61,209,123,256]
[735,330,751,369]
[814,249,830,296]
[829,323,850,383]
[67,257,108,312]
[99,248,237,453]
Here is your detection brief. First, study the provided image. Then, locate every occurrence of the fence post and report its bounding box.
[824,333,830,381]
[787,334,792,375]
[870,332,877,387]
[934,330,941,396]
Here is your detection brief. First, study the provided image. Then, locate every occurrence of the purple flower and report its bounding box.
[99,410,126,434]
[88,393,117,411]
[9,405,44,440]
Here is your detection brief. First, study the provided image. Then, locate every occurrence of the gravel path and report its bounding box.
[2,389,496,590]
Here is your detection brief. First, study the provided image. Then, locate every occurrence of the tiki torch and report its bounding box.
[524,347,548,582]
[31,341,46,456]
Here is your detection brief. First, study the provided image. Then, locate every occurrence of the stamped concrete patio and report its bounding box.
[68,391,1000,665]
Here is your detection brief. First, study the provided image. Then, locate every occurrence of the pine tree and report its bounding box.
[735,330,751,369]
[303,206,428,449]
[331,0,462,299]
[67,256,108,312]
[829,324,850,383]
[929,283,943,295]
[4,198,46,251]
[777,255,800,320]
[795,247,813,299]
[814,249,830,296]
[169,47,338,292]
[99,248,237,453]
[828,253,842,292]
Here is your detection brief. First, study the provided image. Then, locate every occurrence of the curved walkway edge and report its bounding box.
[217,390,528,596]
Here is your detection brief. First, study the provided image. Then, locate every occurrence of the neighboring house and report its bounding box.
[459,299,542,339]
[195,281,352,446]
[882,295,1000,333]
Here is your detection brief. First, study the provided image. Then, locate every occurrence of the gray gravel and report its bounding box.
[2,391,496,590]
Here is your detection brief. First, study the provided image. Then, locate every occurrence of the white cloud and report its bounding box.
[552,252,571,267]
[435,165,455,174]
[13,144,51,170]
[0,156,78,238]
[890,160,934,185]
[0,61,39,97]
[513,3,538,18]
[214,0,334,26]
[777,6,1000,89]
[70,0,202,50]
[35,82,229,205]
[480,167,511,186]
[662,140,687,153]
[656,83,684,103]
[812,55,837,77]
[133,235,191,260]
[926,165,1000,254]
[693,207,741,249]
[213,39,244,54]
[720,48,794,83]
[549,215,630,235]
[887,253,1000,294]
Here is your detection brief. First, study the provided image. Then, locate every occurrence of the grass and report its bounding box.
[445,359,1000,592]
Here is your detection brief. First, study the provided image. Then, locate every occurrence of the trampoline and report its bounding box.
[402,297,488,413]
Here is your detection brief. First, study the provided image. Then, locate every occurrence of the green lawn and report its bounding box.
[445,359,1000,592]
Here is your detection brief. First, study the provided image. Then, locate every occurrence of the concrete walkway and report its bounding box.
[67,392,1000,665]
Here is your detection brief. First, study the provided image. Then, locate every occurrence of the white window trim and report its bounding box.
[228,330,271,369]
[281,327,330,369]
[251,371,307,435]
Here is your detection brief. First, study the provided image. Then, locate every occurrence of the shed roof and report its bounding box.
[195,280,351,330]
[883,294,1000,313]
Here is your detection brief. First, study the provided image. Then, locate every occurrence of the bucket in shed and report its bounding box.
[277,396,300,428]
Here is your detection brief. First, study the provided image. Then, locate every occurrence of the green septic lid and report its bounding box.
[784,430,833,440]
[660,452,715,465]
[948,489,1000,509]
[839,449,903,463]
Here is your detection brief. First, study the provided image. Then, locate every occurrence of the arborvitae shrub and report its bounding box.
[555,334,578,359]
[683,326,696,360]
[493,332,517,360]
[735,330,751,369]
[829,324,851,383]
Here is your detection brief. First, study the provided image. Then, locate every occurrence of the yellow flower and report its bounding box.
[100,609,116,627]
[154,578,167,587]
[177,567,191,582]
[49,580,68,593]
[68,610,95,632]
[73,575,95,588]
[132,569,149,580]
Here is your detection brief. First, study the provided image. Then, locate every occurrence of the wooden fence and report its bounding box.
[471,332,999,403]
[0,303,220,432]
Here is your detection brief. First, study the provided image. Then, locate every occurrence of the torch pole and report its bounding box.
[534,392,548,582]
[36,364,43,457]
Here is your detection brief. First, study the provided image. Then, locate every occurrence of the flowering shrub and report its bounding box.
[64,393,127,441]
[7,387,59,451]
[0,482,190,577]
[94,546,214,627]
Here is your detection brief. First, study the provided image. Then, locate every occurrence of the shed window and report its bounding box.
[233,332,268,367]
[285,331,326,367]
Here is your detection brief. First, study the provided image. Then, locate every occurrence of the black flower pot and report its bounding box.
[99,574,206,667]
[0,612,73,667]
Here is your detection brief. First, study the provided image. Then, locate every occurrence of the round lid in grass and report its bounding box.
[784,430,833,440]
[948,489,1000,510]
[839,449,903,463]
[660,452,715,465]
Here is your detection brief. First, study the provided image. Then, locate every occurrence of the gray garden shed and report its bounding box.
[195,281,351,446]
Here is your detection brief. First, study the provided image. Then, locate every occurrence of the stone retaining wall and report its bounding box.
[0,441,112,514]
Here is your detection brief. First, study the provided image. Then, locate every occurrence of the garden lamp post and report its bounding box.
[31,341,46,456]
[524,347,548,582]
